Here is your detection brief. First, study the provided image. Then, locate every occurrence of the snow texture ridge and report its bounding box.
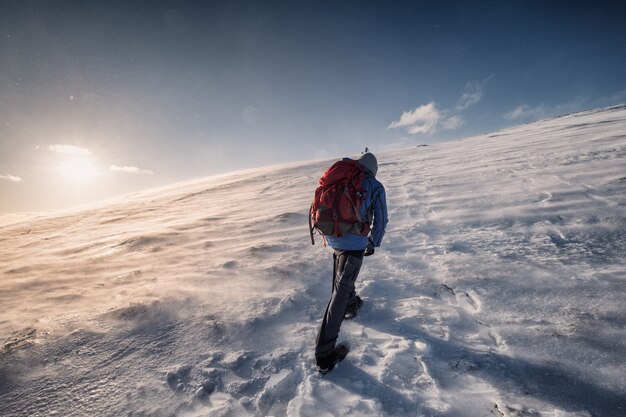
[1,106,626,416]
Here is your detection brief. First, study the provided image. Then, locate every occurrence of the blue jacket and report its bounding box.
[325,172,388,251]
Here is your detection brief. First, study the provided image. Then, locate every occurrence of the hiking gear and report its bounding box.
[316,343,350,374]
[357,152,378,177]
[344,295,363,320]
[315,250,364,358]
[364,246,375,256]
[309,159,371,245]
[324,175,388,250]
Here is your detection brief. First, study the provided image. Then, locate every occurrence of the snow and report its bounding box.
[1,105,626,416]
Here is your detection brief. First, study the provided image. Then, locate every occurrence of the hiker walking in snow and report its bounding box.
[309,152,388,373]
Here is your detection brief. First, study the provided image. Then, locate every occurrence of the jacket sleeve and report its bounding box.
[370,183,388,247]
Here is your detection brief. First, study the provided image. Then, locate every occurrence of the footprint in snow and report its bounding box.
[457,289,482,314]
[435,284,457,306]
[375,338,437,393]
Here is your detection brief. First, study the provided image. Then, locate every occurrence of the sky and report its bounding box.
[1,0,625,214]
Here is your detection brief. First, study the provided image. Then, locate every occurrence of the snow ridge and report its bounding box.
[1,107,626,416]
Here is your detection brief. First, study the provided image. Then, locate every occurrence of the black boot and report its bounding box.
[344,296,363,320]
[316,344,349,374]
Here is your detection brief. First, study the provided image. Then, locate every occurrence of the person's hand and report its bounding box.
[364,243,375,257]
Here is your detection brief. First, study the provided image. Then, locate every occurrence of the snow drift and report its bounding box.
[1,106,625,416]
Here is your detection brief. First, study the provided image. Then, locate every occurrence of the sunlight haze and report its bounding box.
[1,1,625,213]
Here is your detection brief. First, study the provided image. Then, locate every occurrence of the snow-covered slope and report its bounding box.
[1,106,625,417]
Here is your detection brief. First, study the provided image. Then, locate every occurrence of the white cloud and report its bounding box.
[503,99,586,121]
[388,103,467,135]
[110,165,154,175]
[0,174,22,183]
[388,75,493,136]
[442,115,465,130]
[503,105,532,120]
[388,102,441,135]
[455,74,494,111]
[504,104,554,121]
[504,91,626,122]
[48,144,91,156]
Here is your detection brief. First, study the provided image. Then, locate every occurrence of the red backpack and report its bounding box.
[309,160,371,245]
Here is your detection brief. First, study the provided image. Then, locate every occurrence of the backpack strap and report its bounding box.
[345,186,363,223]
[309,203,315,245]
[331,183,345,236]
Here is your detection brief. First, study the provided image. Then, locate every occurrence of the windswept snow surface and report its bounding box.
[1,106,626,417]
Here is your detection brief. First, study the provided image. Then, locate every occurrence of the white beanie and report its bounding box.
[357,152,378,177]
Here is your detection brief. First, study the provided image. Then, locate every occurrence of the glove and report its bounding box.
[364,243,375,257]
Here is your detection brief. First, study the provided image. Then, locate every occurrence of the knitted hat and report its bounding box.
[357,152,378,177]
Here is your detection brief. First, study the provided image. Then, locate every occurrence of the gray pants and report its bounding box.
[315,249,364,358]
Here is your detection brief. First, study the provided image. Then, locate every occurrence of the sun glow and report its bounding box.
[56,156,101,185]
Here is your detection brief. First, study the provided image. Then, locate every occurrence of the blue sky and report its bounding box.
[1,1,625,213]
